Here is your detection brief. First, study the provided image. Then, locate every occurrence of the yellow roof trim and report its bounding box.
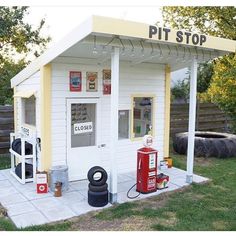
[92,15,236,53]
[14,90,36,98]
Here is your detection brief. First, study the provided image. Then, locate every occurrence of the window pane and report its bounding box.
[118,110,129,140]
[24,96,36,126]
[133,97,153,138]
[71,103,96,148]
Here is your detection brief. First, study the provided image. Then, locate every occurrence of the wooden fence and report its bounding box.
[0,106,14,155]
[0,103,232,154]
[170,103,232,136]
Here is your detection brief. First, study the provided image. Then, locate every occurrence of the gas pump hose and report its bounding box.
[127,182,141,199]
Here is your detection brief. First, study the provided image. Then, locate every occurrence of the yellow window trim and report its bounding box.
[164,65,171,157]
[130,94,156,141]
[40,64,52,171]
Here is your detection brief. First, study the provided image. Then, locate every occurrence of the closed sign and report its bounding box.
[74,122,93,134]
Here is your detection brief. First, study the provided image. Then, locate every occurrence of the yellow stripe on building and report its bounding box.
[40,64,52,171]
[164,65,171,157]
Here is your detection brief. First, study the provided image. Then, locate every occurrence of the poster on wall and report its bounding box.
[69,71,82,92]
[86,72,98,92]
[102,69,111,95]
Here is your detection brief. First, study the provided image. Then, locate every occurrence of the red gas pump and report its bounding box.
[136,135,158,194]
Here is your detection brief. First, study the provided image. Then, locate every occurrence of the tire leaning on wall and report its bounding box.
[173,131,236,158]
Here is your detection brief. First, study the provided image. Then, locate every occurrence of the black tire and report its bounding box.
[15,163,33,179]
[173,131,236,158]
[13,140,33,155]
[88,190,108,207]
[12,138,21,152]
[87,166,108,186]
[88,183,108,192]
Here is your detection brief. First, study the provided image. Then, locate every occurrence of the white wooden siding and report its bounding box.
[51,61,165,174]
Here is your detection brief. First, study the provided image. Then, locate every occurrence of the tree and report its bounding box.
[0,6,50,104]
[162,6,236,132]
[0,59,25,104]
[171,79,189,102]
[197,62,214,93]
[162,7,236,40]
[208,55,236,131]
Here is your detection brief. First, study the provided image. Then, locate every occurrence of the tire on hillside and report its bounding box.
[173,131,236,158]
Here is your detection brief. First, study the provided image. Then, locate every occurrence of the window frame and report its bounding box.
[20,95,37,128]
[118,109,130,140]
[130,94,156,141]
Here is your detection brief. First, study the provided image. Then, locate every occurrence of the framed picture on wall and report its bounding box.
[69,71,82,92]
[102,69,111,95]
[86,72,98,92]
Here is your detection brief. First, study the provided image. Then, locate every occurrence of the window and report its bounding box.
[118,110,129,140]
[71,103,96,148]
[132,96,154,139]
[22,96,36,126]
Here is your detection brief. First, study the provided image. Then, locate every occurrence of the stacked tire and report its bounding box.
[11,138,33,179]
[87,166,108,207]
[12,138,32,155]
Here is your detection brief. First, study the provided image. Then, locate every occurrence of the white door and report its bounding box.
[67,98,101,181]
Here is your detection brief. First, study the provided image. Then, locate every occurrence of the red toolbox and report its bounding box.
[156,173,169,189]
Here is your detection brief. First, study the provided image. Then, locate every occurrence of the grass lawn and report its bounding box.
[0,155,11,170]
[0,152,236,231]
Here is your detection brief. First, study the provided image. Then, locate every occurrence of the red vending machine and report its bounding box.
[136,136,158,194]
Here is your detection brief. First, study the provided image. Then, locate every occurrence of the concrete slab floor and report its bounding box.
[0,167,209,228]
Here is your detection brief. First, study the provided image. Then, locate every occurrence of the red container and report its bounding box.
[136,147,158,194]
[36,172,48,194]
[156,173,169,189]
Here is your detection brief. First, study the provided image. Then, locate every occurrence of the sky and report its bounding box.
[24,6,163,45]
[22,5,187,83]
[2,1,234,83]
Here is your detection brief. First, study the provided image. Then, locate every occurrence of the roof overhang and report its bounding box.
[14,90,36,98]
[11,15,236,88]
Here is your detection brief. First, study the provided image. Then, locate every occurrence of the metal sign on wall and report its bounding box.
[86,72,98,92]
[69,71,82,92]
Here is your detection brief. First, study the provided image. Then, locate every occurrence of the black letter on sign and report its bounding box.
[163,28,171,41]
[200,35,207,45]
[185,32,191,44]
[176,31,183,43]
[158,27,162,40]
[149,25,157,38]
[192,34,199,45]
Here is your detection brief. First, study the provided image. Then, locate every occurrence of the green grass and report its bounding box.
[0,155,11,170]
[95,155,236,231]
[0,152,236,230]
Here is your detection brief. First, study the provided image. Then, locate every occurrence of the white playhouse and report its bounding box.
[10,16,235,202]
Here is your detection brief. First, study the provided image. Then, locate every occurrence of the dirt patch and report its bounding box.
[212,220,228,230]
[194,157,214,167]
[67,211,153,231]
[184,192,205,201]
[212,184,228,192]
[58,186,192,231]
[211,206,229,212]
[135,185,192,210]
